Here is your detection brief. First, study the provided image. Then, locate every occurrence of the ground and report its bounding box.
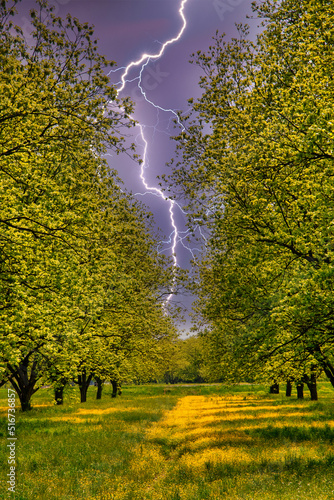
[1,383,334,499]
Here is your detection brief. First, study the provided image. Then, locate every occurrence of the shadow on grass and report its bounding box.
[150,419,334,462]
[246,423,334,443]
[170,452,334,485]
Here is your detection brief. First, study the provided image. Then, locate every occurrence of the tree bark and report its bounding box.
[78,371,93,403]
[306,380,318,400]
[311,345,334,389]
[296,382,304,399]
[111,379,118,398]
[304,373,318,401]
[54,379,67,405]
[6,354,40,411]
[95,377,103,400]
[55,387,64,405]
[286,380,292,397]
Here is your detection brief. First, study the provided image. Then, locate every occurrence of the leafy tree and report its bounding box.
[0,0,177,409]
[159,336,205,384]
[168,0,334,389]
[51,188,177,401]
[178,336,206,383]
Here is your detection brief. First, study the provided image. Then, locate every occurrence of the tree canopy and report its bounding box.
[168,0,334,387]
[0,0,177,409]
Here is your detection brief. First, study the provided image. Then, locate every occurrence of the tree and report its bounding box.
[0,0,178,409]
[47,185,178,402]
[168,0,334,390]
[157,336,206,384]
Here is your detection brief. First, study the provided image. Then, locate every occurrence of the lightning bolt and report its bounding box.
[116,0,189,94]
[111,0,190,304]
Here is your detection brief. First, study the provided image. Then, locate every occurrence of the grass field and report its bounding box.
[1,383,334,499]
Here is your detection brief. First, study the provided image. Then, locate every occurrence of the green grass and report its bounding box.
[1,383,334,499]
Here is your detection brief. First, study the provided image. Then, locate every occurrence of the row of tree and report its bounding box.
[54,335,205,404]
[168,0,334,395]
[0,0,179,410]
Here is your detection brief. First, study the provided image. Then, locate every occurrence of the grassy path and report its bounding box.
[136,393,334,499]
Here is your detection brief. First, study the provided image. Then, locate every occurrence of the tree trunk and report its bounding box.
[111,379,118,398]
[305,373,318,401]
[6,354,40,411]
[54,379,67,405]
[286,380,292,397]
[19,391,33,411]
[296,383,304,399]
[78,371,93,403]
[55,387,64,405]
[95,377,103,400]
[306,380,318,400]
[269,383,279,394]
[321,363,334,388]
[311,345,334,389]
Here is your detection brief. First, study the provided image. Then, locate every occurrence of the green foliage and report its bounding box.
[0,0,178,408]
[159,336,206,384]
[168,0,334,385]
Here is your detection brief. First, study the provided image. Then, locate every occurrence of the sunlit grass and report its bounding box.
[1,383,334,499]
[141,389,334,499]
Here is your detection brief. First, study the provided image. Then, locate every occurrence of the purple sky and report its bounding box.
[17,0,258,330]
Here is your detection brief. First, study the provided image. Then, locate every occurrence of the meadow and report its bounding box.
[1,382,334,500]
